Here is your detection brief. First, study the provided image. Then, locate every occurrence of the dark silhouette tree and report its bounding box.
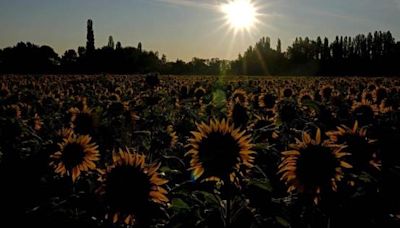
[138,42,142,52]
[86,19,95,54]
[277,38,282,54]
[116,41,122,50]
[108,36,115,49]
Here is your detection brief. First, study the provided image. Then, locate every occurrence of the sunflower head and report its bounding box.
[231,89,249,107]
[276,99,299,124]
[228,102,249,129]
[98,148,168,225]
[327,121,380,170]
[351,99,378,126]
[194,87,206,100]
[278,129,352,204]
[50,134,100,182]
[186,119,254,185]
[299,90,314,105]
[282,87,293,98]
[320,85,333,101]
[258,93,277,109]
[69,104,97,135]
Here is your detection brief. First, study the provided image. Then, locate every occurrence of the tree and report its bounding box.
[116,41,122,50]
[277,38,282,53]
[61,49,78,72]
[138,42,142,52]
[108,36,115,49]
[86,19,95,54]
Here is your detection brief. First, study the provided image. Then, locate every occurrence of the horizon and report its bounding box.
[1,0,400,61]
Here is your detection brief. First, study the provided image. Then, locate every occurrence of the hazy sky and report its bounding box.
[1,0,399,61]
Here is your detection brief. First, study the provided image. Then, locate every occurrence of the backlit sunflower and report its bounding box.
[50,134,100,182]
[228,102,249,128]
[278,129,352,204]
[351,98,379,125]
[186,119,254,185]
[258,93,277,109]
[98,148,168,225]
[326,121,380,170]
[231,88,249,107]
[69,104,98,134]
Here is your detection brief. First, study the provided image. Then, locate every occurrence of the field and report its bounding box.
[0,75,399,227]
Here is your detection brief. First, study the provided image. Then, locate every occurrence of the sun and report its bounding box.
[221,0,258,31]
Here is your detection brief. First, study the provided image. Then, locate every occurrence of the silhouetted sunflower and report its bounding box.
[258,93,277,109]
[228,102,249,128]
[320,85,334,101]
[327,121,380,170]
[231,89,249,107]
[98,148,168,225]
[50,134,100,182]
[278,129,352,204]
[351,98,378,125]
[186,119,254,184]
[69,104,97,135]
[194,87,206,100]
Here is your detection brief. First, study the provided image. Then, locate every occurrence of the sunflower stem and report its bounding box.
[225,182,233,228]
[226,195,231,228]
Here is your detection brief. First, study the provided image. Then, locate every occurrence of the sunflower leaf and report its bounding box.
[171,198,191,212]
[248,178,272,192]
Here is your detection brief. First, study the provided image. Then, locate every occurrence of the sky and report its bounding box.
[0,0,400,61]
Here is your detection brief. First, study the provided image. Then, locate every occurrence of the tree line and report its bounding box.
[0,19,399,76]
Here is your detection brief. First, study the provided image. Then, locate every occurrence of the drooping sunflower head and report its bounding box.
[50,134,100,182]
[186,119,254,185]
[99,148,168,225]
[278,129,352,204]
[327,121,380,170]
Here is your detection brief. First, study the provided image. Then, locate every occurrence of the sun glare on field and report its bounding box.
[221,0,259,32]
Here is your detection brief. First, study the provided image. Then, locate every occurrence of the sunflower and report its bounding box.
[57,127,74,139]
[98,148,168,225]
[194,86,206,100]
[320,85,334,101]
[351,98,379,125]
[50,134,100,182]
[298,89,314,105]
[69,104,97,135]
[228,102,249,129]
[258,93,277,109]
[326,121,380,170]
[186,119,254,185]
[278,129,352,204]
[231,88,249,107]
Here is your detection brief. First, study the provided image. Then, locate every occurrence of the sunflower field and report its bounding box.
[0,74,399,228]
